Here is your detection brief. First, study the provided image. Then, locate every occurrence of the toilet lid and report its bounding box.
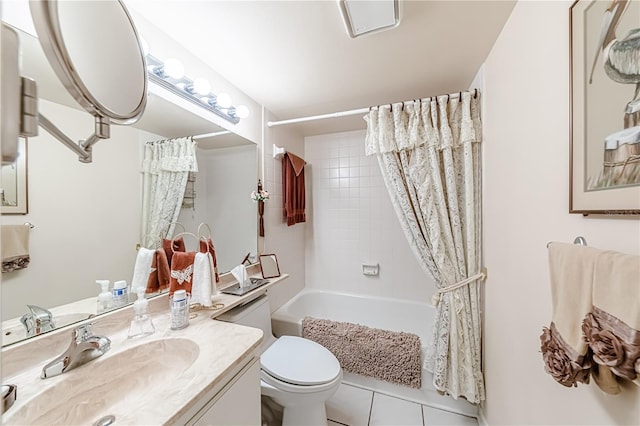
[261,336,341,386]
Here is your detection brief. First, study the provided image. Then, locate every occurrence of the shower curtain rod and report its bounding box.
[267,108,369,127]
[192,130,232,140]
[267,89,478,128]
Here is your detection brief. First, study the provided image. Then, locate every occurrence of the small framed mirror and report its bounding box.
[259,254,281,279]
[1,139,28,214]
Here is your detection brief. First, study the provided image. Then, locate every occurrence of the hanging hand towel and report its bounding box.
[191,252,213,307]
[1,225,30,273]
[169,251,196,296]
[541,242,601,387]
[131,247,155,293]
[199,238,219,283]
[163,237,185,268]
[146,249,170,294]
[282,152,306,226]
[583,249,640,387]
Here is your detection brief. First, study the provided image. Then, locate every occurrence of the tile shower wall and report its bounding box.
[304,130,434,301]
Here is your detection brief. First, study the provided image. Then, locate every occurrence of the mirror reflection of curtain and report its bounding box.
[141,137,198,248]
[365,91,484,403]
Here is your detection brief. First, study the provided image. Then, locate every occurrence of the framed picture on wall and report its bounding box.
[569,0,640,215]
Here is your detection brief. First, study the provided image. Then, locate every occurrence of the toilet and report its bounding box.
[217,294,342,426]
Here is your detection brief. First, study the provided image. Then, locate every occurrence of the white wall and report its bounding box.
[1,100,143,320]
[482,1,640,424]
[262,112,306,312]
[178,145,258,273]
[304,130,433,302]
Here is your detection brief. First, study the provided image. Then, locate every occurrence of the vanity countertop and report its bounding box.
[1,272,290,425]
[207,272,290,318]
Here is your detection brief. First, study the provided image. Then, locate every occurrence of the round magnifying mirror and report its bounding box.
[30,0,147,124]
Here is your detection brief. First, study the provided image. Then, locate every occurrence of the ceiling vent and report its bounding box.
[337,0,400,39]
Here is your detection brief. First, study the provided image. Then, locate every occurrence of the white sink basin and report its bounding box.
[4,338,200,425]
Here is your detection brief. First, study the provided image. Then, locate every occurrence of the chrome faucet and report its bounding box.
[20,305,55,337]
[41,323,111,379]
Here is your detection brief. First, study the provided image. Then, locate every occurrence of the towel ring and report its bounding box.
[164,221,186,239]
[170,232,206,253]
[197,222,213,241]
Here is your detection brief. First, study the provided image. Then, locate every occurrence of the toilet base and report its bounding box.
[281,401,328,426]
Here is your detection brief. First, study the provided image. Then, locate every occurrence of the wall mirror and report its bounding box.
[1,139,28,214]
[0,22,258,347]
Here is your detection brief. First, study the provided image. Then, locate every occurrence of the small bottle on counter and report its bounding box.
[128,286,155,339]
[96,280,112,313]
[112,280,129,307]
[170,289,190,330]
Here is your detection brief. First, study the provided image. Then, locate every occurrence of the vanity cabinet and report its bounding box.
[187,357,261,426]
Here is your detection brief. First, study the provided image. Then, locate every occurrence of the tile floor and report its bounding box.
[325,384,478,426]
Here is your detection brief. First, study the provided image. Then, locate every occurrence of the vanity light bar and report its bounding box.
[146,54,246,124]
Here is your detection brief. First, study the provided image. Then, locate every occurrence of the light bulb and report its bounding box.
[216,92,232,108]
[163,58,184,79]
[192,78,211,96]
[235,105,250,119]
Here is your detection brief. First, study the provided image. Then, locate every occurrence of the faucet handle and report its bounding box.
[20,305,55,337]
[26,305,54,323]
[72,323,96,342]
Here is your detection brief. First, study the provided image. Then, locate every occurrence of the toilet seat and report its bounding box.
[261,336,341,390]
[261,369,343,395]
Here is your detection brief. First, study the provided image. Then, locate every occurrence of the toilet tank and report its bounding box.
[216,294,276,353]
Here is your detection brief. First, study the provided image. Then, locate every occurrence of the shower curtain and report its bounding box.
[140,137,198,248]
[365,91,484,403]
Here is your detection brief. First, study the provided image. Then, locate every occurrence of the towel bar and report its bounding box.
[273,145,285,159]
[573,236,587,246]
[546,236,588,248]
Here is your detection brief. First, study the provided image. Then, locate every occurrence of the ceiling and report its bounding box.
[125,0,516,137]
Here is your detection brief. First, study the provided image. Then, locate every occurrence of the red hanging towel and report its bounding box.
[146,249,171,294]
[282,152,306,226]
[163,237,185,268]
[199,238,220,283]
[169,251,196,295]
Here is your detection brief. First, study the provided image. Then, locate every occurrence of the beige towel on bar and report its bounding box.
[583,249,640,388]
[541,242,601,387]
[1,225,30,273]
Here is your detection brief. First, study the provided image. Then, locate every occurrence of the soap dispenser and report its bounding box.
[96,280,112,313]
[127,286,155,339]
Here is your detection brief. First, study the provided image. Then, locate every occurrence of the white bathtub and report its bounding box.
[271,289,477,417]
